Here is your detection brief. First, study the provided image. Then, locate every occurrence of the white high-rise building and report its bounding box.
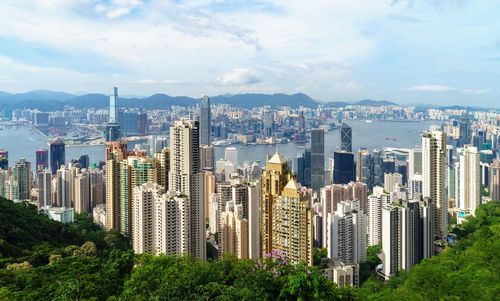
[327,199,366,265]
[422,130,447,240]
[408,174,423,200]
[384,173,403,193]
[367,194,389,246]
[380,197,434,279]
[56,166,72,208]
[458,145,481,213]
[225,147,238,166]
[131,183,159,254]
[154,191,190,255]
[168,119,205,260]
[37,169,52,208]
[131,183,190,255]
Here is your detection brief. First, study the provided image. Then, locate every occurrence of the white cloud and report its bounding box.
[94,0,144,19]
[406,84,456,92]
[216,68,261,85]
[135,79,180,84]
[405,85,490,94]
[330,81,363,93]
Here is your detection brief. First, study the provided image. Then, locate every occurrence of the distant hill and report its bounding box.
[0,90,321,110]
[323,101,350,108]
[323,99,397,108]
[0,90,405,110]
[353,99,397,106]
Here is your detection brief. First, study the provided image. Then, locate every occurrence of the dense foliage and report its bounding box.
[0,197,499,300]
[357,201,500,300]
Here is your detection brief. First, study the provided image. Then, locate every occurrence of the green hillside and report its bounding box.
[0,197,499,300]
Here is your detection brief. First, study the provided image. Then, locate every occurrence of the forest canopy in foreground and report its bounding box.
[0,197,499,300]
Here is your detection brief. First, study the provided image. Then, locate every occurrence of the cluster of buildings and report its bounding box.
[3,88,500,289]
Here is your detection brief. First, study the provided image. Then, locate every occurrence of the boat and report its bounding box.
[365,120,373,123]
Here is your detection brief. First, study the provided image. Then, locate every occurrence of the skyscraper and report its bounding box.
[200,95,211,146]
[105,87,121,142]
[0,149,8,169]
[109,87,117,123]
[384,172,403,193]
[333,151,355,184]
[380,197,434,279]
[120,156,156,236]
[50,138,65,175]
[340,123,352,153]
[408,149,422,177]
[458,145,481,213]
[356,148,373,189]
[153,147,170,188]
[168,119,205,260]
[105,142,129,231]
[56,165,71,208]
[248,181,261,259]
[13,158,31,201]
[311,128,325,193]
[131,183,190,255]
[36,149,49,170]
[74,172,90,214]
[490,160,500,201]
[260,151,293,257]
[220,200,249,259]
[272,178,313,265]
[327,199,366,267]
[296,147,311,187]
[367,194,389,246]
[37,169,52,208]
[200,145,215,172]
[422,130,448,241]
[225,147,238,166]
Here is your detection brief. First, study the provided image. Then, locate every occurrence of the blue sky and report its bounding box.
[0,0,499,106]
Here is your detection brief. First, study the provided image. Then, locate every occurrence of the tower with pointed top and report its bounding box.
[260,151,293,257]
[199,95,211,146]
[272,178,314,265]
[105,87,121,142]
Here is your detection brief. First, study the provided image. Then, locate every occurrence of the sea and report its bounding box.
[0,120,440,170]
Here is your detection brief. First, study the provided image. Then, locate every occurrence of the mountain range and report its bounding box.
[0,89,397,111]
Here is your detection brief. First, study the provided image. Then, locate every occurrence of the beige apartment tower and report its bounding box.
[259,151,293,257]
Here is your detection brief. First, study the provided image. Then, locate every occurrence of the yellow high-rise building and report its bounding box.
[272,178,313,266]
[259,151,293,257]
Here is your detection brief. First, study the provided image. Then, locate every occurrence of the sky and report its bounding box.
[0,0,499,106]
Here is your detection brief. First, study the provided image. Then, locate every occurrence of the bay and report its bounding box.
[0,120,439,170]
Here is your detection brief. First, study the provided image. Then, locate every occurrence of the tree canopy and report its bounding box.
[0,197,499,300]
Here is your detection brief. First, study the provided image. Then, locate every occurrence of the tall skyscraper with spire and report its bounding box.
[105,87,121,142]
[200,95,211,146]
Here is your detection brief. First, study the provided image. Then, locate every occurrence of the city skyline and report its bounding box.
[0,1,499,106]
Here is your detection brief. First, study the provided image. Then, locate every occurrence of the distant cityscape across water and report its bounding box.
[0,120,439,170]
